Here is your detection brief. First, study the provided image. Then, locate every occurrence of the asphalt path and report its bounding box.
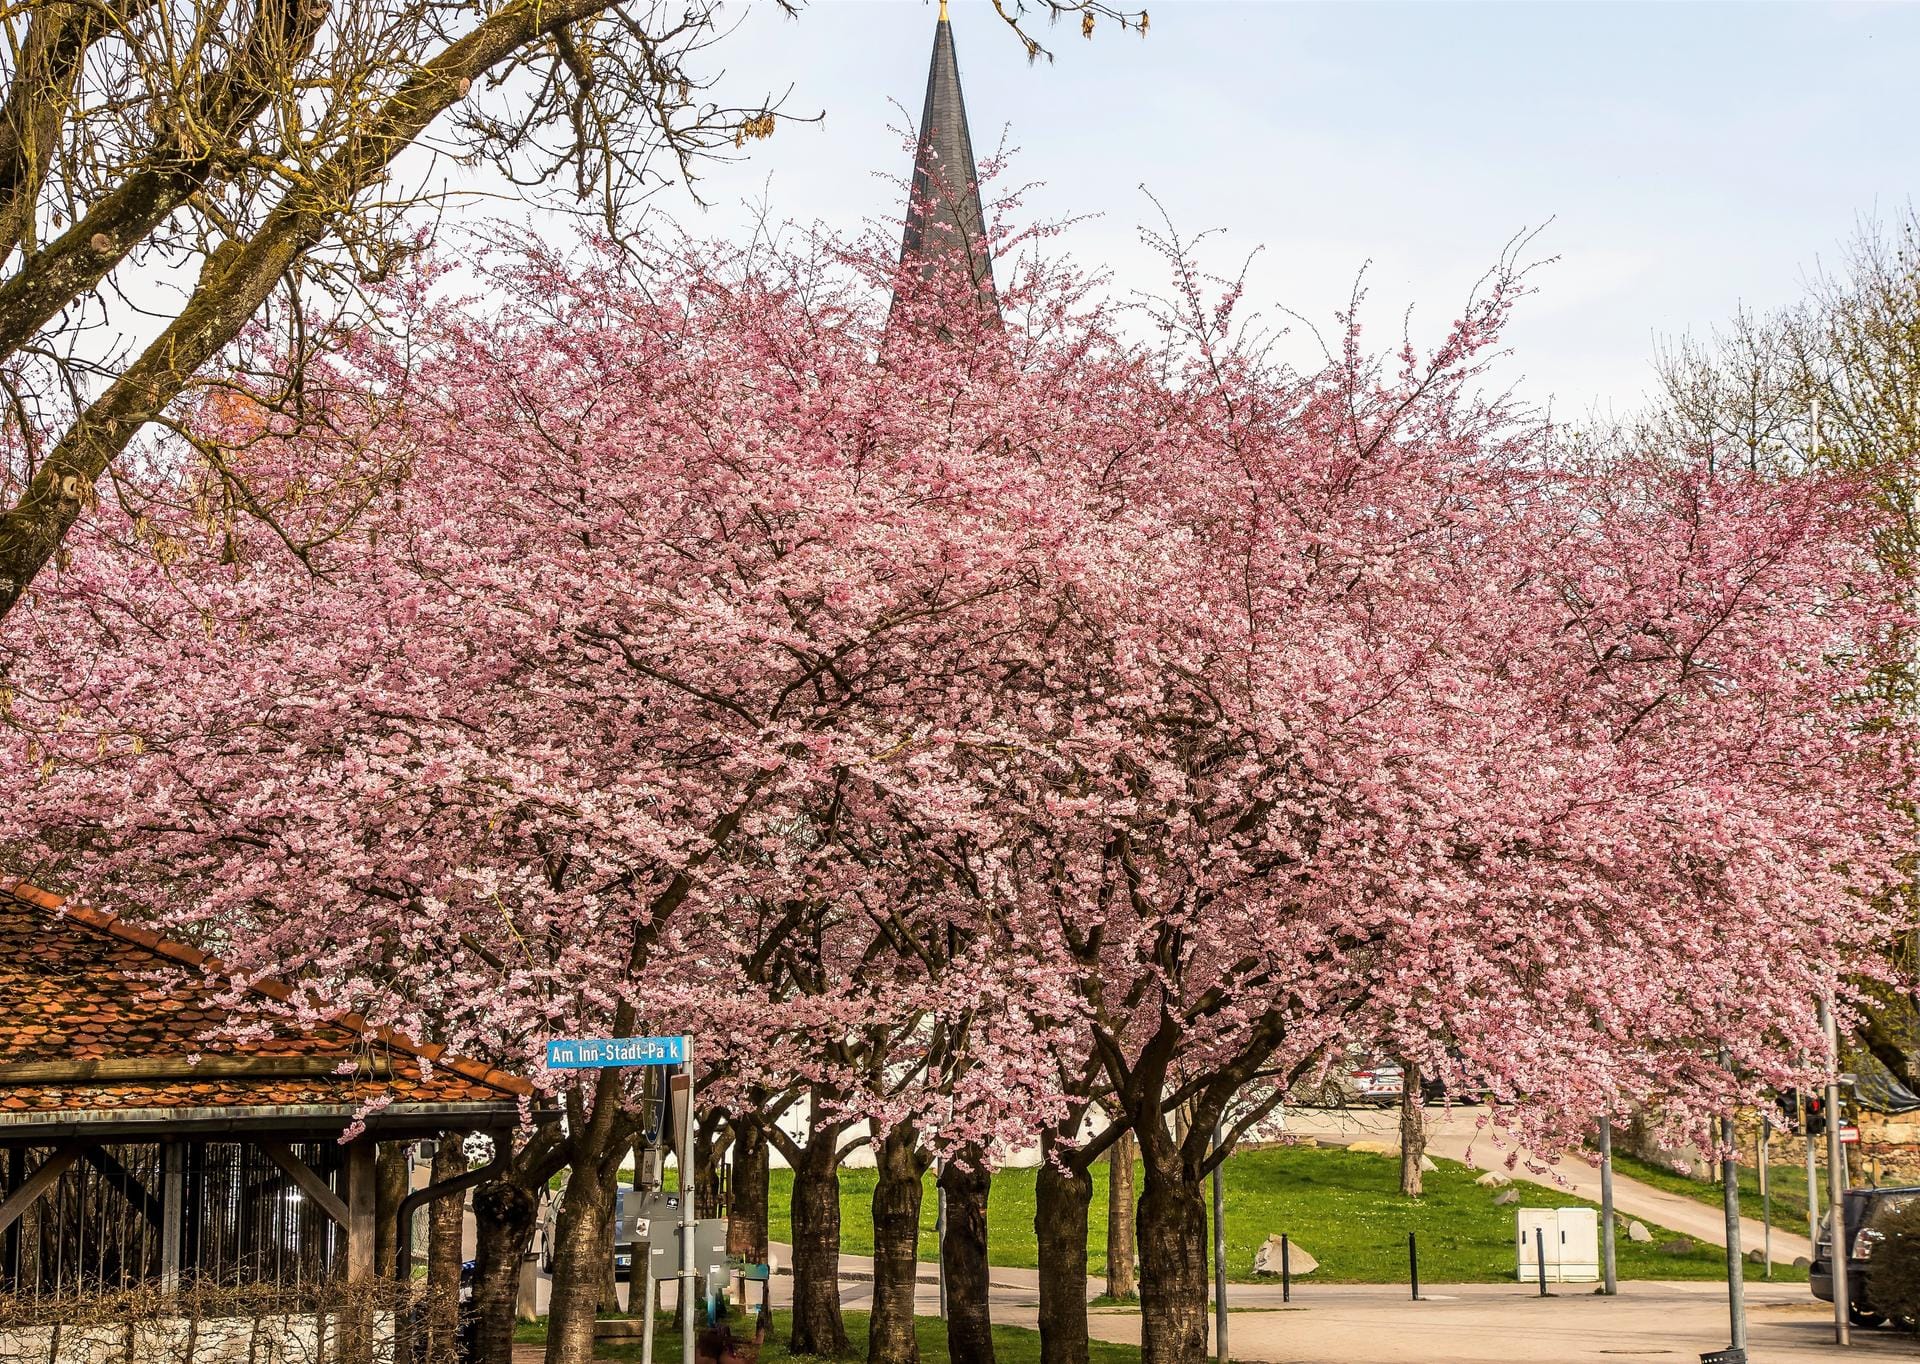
[537,1263,1880,1364]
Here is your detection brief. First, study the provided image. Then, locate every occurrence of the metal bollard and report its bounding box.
[1535,1227,1548,1297]
[1281,1234,1291,1303]
[1408,1231,1420,1301]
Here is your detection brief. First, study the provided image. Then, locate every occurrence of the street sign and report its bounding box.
[1840,1124,1861,1145]
[545,1035,688,1069]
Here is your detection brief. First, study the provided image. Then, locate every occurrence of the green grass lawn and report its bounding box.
[767,1145,1802,1285]
[1605,1149,1817,1238]
[514,1308,1139,1363]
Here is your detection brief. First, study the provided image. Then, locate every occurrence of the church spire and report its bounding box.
[899,3,998,315]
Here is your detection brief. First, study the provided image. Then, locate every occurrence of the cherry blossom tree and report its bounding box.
[0,223,1108,1360]
[0,215,1149,1359]
[0,200,1910,1364]
[958,246,1917,1362]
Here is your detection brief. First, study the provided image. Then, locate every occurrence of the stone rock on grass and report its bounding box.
[1475,1171,1512,1189]
[1626,1221,1652,1243]
[1794,1256,1811,1269]
[1746,1248,1765,1264]
[1348,1140,1398,1156]
[1419,1155,1438,1173]
[1253,1235,1317,1276]
[1493,1189,1520,1206]
[1658,1238,1695,1255]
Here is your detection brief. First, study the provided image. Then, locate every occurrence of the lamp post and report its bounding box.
[1822,999,1851,1346]
[1212,1121,1229,1363]
[1597,1118,1618,1295]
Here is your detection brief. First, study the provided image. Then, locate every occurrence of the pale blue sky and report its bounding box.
[669,0,1920,420]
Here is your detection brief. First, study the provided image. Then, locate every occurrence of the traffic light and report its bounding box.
[1803,1092,1828,1137]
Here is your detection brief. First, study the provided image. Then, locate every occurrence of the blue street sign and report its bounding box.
[545,1035,688,1069]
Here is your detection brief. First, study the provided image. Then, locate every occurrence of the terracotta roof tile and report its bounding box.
[0,881,530,1115]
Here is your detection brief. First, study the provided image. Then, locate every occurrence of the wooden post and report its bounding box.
[2,1147,20,1286]
[160,1142,184,1291]
[343,1136,380,1364]
[345,1137,378,1283]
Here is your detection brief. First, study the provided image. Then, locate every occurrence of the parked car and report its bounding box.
[1811,1185,1920,1326]
[1343,1058,1405,1107]
[539,1181,645,1279]
[1296,1053,1404,1108]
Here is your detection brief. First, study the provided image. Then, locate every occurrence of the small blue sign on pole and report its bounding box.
[546,1035,688,1069]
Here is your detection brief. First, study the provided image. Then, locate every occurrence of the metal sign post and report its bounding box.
[675,1041,696,1364]
[1758,1121,1772,1281]
[1211,1120,1228,1363]
[640,1080,663,1364]
[1802,1091,1820,1248]
[1718,1108,1748,1360]
[1822,1000,1851,1346]
[935,1157,948,1321]
[1598,1118,1618,1296]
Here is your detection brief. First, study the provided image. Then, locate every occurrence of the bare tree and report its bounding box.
[0,0,1143,623]
[1645,208,1920,620]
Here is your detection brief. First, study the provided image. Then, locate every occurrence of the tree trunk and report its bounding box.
[868,1121,925,1364]
[728,1121,770,1262]
[471,1170,541,1364]
[547,1162,619,1364]
[598,1190,620,1314]
[1105,1129,1137,1299]
[375,1142,410,1282]
[788,1140,849,1356]
[940,1153,994,1364]
[1399,1062,1427,1198]
[425,1137,471,1362]
[1034,1134,1093,1364]
[1134,1141,1208,1364]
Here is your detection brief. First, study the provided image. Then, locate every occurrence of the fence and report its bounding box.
[2,1141,344,1301]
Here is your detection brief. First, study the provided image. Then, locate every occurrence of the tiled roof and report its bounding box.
[0,881,530,1118]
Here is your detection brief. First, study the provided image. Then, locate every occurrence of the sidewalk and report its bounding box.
[541,1273,1884,1364]
[1047,1281,1895,1364]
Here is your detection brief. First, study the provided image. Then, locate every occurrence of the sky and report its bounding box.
[654,0,1920,424]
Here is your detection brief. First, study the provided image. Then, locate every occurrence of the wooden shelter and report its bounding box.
[0,880,529,1301]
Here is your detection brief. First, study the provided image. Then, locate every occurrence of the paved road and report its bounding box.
[1282,1105,1812,1265]
[795,1265,1895,1361]
[1069,1282,1895,1364]
[536,1265,1885,1364]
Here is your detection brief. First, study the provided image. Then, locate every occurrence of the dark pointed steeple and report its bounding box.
[899,1,998,315]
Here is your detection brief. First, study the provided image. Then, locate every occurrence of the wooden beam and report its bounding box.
[159,1141,183,1291]
[0,1055,394,1084]
[78,1145,163,1229]
[261,1140,350,1228]
[0,1145,79,1235]
[344,1137,377,1285]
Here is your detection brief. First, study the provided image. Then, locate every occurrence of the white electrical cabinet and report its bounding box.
[1515,1206,1600,1282]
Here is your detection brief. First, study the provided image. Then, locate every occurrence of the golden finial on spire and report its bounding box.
[939,0,948,20]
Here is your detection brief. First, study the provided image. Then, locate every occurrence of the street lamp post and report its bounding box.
[1822,999,1852,1346]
